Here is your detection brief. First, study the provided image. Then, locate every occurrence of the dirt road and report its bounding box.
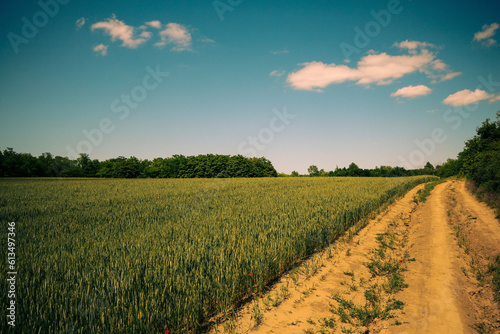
[212,180,500,334]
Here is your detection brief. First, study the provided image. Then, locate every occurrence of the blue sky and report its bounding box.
[1,0,499,173]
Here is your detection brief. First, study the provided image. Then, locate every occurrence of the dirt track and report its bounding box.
[212,180,500,334]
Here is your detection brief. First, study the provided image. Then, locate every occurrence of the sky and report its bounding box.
[1,0,499,174]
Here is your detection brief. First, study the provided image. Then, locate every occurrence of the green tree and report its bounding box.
[114,156,141,178]
[436,159,459,178]
[458,111,500,192]
[76,153,100,177]
[347,162,361,176]
[53,156,78,177]
[38,153,56,177]
[308,165,319,176]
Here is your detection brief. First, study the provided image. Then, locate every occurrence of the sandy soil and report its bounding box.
[211,180,500,334]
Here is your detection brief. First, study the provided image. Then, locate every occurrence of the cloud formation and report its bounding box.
[473,22,499,47]
[270,70,286,77]
[145,20,162,29]
[89,16,202,54]
[391,85,432,98]
[489,94,500,103]
[75,17,86,30]
[93,44,108,56]
[442,89,493,106]
[156,23,192,51]
[439,71,461,82]
[270,48,289,55]
[394,40,437,53]
[287,41,459,92]
[91,15,150,49]
[201,38,215,44]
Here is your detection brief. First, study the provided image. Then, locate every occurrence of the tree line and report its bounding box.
[301,109,499,182]
[3,111,498,182]
[0,150,278,178]
[297,162,437,178]
[438,111,500,194]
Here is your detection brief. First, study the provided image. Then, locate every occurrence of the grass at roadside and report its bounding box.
[413,179,445,204]
[487,254,500,304]
[327,223,409,332]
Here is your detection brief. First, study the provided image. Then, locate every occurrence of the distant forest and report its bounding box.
[302,162,437,178]
[4,109,499,181]
[0,151,278,178]
[0,147,439,179]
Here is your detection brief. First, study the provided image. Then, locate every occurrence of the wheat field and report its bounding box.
[0,176,437,333]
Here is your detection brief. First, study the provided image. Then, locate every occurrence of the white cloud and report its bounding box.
[287,42,459,92]
[90,17,208,53]
[391,85,432,98]
[427,109,437,113]
[287,62,359,91]
[139,31,152,39]
[425,57,461,83]
[93,44,108,56]
[442,89,493,106]
[396,41,461,82]
[489,94,500,103]
[145,20,162,29]
[431,59,446,71]
[201,38,215,43]
[473,23,499,47]
[439,72,461,82]
[351,50,434,86]
[75,17,86,30]
[394,40,437,53]
[270,70,286,77]
[155,23,192,51]
[270,48,289,55]
[91,15,150,48]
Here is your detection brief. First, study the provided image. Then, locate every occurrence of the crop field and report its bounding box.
[0,176,437,333]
